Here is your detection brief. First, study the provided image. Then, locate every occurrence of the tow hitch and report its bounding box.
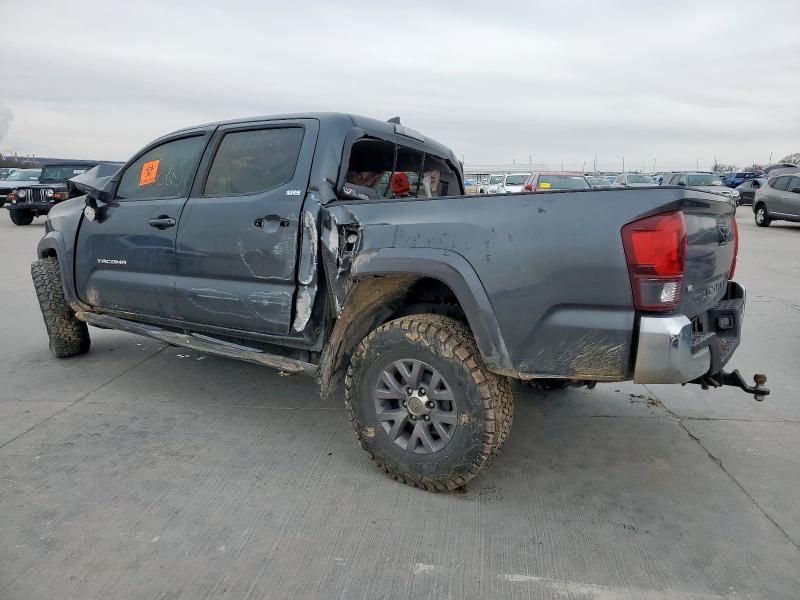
[691,370,770,401]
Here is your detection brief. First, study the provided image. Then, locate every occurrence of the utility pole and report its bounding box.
[622,156,625,172]
[769,152,773,164]
[696,158,699,170]
[529,155,532,165]
[582,161,586,173]
[594,156,597,173]
[653,158,657,172]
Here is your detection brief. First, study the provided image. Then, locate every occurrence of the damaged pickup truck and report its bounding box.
[32,113,768,491]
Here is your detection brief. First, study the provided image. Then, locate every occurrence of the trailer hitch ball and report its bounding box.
[753,373,767,402]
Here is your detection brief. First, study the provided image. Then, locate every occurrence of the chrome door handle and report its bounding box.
[148,216,176,229]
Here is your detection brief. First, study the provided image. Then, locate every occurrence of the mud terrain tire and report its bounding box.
[31,257,90,358]
[345,314,513,491]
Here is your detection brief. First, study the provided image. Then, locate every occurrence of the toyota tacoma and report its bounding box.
[31,113,767,491]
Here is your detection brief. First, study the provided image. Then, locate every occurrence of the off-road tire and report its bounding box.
[345,314,513,491]
[31,257,90,358]
[10,210,34,226]
[754,203,771,227]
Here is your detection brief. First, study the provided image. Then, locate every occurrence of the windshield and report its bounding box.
[687,174,723,186]
[540,175,591,190]
[40,165,92,182]
[504,175,529,186]
[5,169,42,181]
[587,177,608,186]
[489,175,503,184]
[628,175,655,184]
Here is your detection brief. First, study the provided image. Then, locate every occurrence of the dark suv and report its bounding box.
[7,162,100,225]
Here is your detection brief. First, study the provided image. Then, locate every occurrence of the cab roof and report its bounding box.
[169,112,457,162]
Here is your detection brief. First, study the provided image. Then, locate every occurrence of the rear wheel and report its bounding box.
[754,203,771,227]
[31,257,91,357]
[10,210,34,226]
[345,314,513,491]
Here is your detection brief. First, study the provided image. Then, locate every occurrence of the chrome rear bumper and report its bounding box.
[633,283,745,384]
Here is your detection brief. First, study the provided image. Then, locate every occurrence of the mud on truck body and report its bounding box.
[32,113,768,491]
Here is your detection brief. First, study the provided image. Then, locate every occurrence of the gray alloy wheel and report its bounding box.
[755,204,771,227]
[345,314,514,491]
[374,359,457,454]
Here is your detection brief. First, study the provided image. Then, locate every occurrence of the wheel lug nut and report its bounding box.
[402,400,407,407]
[419,387,426,395]
[406,387,413,394]
[427,401,435,409]
[424,415,430,421]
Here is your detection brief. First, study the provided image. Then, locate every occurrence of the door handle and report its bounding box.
[148,216,176,229]
[254,215,290,229]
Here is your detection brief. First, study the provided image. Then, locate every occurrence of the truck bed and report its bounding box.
[329,187,737,381]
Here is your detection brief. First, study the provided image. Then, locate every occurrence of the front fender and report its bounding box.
[350,247,515,375]
[36,230,83,308]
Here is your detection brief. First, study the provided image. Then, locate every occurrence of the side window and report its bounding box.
[789,177,800,193]
[771,176,789,191]
[204,127,304,196]
[420,154,460,198]
[344,139,395,199]
[116,136,205,200]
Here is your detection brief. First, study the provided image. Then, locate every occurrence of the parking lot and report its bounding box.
[0,211,798,599]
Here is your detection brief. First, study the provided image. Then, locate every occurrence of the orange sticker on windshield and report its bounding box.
[139,160,159,186]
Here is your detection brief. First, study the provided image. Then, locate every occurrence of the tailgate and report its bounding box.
[679,196,737,319]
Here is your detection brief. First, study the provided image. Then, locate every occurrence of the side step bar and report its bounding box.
[75,311,317,376]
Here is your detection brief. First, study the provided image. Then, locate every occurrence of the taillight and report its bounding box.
[729,215,739,279]
[523,183,533,191]
[621,211,687,312]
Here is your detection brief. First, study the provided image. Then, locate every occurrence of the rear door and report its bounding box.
[74,132,210,317]
[770,176,791,213]
[173,119,319,335]
[785,176,800,217]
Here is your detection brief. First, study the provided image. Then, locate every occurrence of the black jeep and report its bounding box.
[7,162,105,225]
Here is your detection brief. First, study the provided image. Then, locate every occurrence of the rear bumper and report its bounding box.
[633,282,745,384]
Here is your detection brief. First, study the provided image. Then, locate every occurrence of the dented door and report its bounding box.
[173,120,319,335]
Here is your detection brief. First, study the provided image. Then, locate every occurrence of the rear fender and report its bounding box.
[350,247,514,374]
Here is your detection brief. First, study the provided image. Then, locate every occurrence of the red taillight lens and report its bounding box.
[523,183,533,191]
[622,211,687,312]
[729,215,739,279]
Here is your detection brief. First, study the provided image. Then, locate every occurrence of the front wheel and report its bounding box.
[345,314,513,491]
[754,204,771,227]
[10,210,34,226]
[31,257,91,357]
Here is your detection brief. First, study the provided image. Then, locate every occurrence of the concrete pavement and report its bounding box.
[1,208,798,599]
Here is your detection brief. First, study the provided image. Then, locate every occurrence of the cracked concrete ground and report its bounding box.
[1,209,798,599]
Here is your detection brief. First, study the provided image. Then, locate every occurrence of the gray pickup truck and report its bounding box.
[32,113,767,491]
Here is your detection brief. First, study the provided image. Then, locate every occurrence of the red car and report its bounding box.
[522,171,591,192]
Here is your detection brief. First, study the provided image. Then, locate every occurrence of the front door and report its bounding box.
[74,133,210,318]
[173,119,319,335]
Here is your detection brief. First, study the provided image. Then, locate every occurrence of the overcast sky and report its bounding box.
[1,0,798,171]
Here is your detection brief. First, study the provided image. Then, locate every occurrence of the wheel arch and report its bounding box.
[317,248,515,398]
[36,232,82,308]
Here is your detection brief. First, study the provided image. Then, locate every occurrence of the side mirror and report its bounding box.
[677,181,686,186]
[792,188,800,194]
